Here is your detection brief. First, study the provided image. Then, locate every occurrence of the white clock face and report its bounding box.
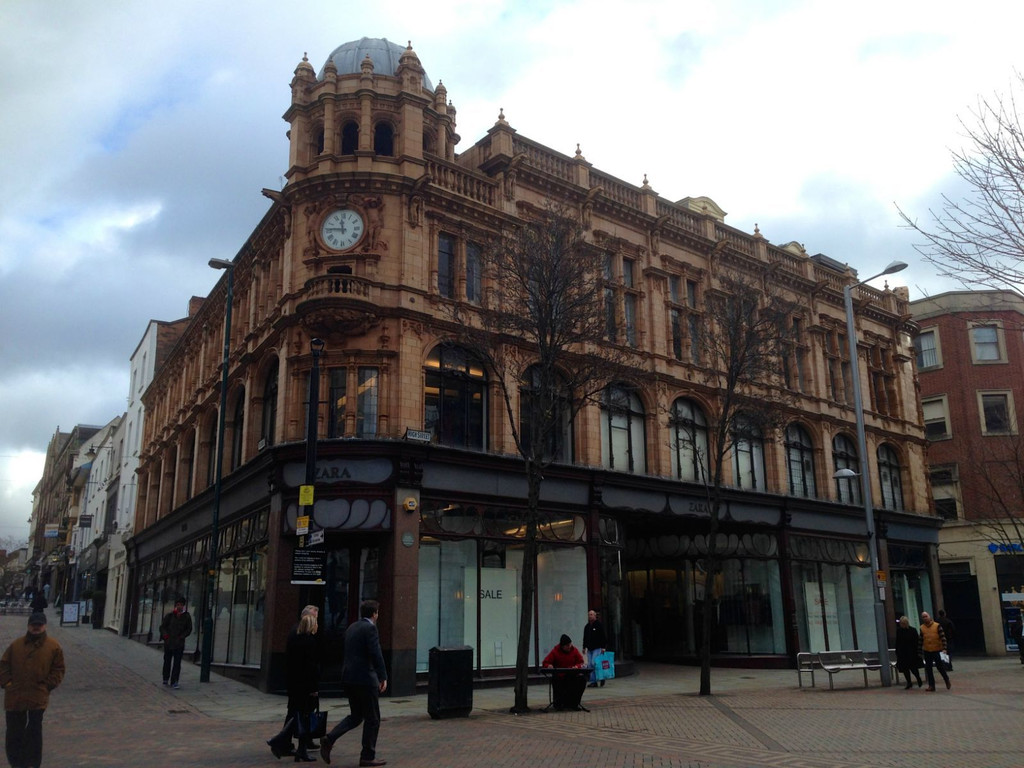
[320,209,365,251]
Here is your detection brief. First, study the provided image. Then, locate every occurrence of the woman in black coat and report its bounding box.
[268,613,320,761]
[895,615,923,689]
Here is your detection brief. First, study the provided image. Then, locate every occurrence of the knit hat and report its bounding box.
[28,612,47,626]
[560,634,571,646]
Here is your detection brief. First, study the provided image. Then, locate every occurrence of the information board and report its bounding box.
[291,544,327,585]
[61,602,80,627]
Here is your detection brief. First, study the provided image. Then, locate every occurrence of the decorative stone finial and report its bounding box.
[754,223,763,239]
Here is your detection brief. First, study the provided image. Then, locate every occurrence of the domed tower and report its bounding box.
[283,38,458,181]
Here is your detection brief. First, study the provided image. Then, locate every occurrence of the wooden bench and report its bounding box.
[798,649,897,689]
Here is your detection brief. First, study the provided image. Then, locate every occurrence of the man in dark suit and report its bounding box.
[320,600,388,767]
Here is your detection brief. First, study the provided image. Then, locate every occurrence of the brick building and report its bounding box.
[911,290,1024,655]
[127,37,941,693]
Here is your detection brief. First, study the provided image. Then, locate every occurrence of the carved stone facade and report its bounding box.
[128,38,941,694]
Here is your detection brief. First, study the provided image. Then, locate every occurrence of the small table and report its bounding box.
[540,667,592,712]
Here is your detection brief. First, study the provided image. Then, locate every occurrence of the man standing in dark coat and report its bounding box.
[320,600,388,767]
[582,609,607,687]
[0,612,65,768]
[159,597,193,688]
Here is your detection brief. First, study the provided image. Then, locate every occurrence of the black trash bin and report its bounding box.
[427,645,473,719]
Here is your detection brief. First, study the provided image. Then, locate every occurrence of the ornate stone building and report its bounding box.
[129,37,940,694]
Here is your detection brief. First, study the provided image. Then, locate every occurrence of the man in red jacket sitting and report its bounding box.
[542,634,586,710]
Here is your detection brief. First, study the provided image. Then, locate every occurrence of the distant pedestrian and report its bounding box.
[935,610,956,670]
[41,584,50,603]
[159,597,193,688]
[0,612,65,768]
[918,611,950,691]
[582,609,607,688]
[28,592,47,613]
[320,600,388,766]
[895,616,923,689]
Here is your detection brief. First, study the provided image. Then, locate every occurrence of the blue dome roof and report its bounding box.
[319,37,433,90]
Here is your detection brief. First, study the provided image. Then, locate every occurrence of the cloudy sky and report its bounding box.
[1,0,1021,542]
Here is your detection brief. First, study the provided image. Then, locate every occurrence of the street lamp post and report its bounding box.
[839,259,907,687]
[201,257,234,683]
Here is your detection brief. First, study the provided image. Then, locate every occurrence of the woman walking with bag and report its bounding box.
[268,612,321,761]
[895,616,923,689]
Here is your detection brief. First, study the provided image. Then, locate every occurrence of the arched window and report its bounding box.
[832,433,861,505]
[261,359,279,448]
[601,384,646,472]
[877,444,904,510]
[341,121,359,155]
[732,414,765,489]
[422,130,436,155]
[230,388,246,470]
[424,345,486,449]
[785,423,817,498]
[670,398,708,482]
[373,122,394,156]
[314,127,325,156]
[519,365,573,463]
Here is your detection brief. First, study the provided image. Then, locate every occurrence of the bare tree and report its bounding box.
[950,432,1024,550]
[446,204,634,713]
[899,71,1024,295]
[679,268,800,695]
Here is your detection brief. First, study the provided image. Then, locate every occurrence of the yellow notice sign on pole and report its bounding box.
[296,515,310,535]
[299,485,314,506]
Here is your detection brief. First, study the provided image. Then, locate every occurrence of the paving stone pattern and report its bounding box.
[3,612,1021,768]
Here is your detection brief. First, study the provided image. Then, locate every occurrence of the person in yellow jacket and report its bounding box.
[0,612,65,767]
[918,611,950,691]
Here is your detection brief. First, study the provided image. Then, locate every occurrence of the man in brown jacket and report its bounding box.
[0,612,65,768]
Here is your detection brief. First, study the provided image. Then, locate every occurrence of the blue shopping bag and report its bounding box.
[594,651,615,681]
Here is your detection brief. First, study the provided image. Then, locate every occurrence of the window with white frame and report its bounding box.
[914,328,940,369]
[929,465,961,520]
[970,323,1005,363]
[921,396,951,441]
[978,391,1015,434]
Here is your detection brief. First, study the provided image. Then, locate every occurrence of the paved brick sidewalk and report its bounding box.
[4,611,1021,767]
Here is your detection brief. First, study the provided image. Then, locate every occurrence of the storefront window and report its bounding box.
[536,545,587,657]
[213,558,232,662]
[416,538,479,671]
[790,536,876,653]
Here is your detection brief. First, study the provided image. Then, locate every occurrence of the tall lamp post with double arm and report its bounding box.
[834,259,907,688]
[201,257,234,683]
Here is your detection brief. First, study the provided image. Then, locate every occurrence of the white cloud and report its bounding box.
[1,0,1023,537]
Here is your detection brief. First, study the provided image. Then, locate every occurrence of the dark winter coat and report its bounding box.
[159,609,193,651]
[0,632,65,711]
[894,625,922,673]
[286,630,320,713]
[582,619,607,652]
